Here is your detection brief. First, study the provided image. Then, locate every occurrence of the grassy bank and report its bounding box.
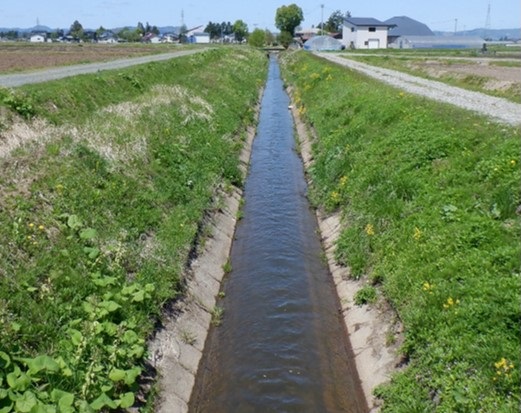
[0,47,267,412]
[281,51,520,412]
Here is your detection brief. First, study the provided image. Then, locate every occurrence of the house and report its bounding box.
[188,31,210,44]
[98,31,118,44]
[30,33,46,43]
[342,17,395,49]
[385,16,434,47]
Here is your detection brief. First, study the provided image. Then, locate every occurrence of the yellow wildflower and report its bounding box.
[422,282,433,292]
[330,191,340,203]
[28,223,35,229]
[413,227,422,241]
[365,223,375,236]
[339,176,348,188]
[38,225,45,231]
[510,159,516,166]
[443,297,460,309]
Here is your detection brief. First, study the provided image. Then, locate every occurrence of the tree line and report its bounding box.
[1,3,351,47]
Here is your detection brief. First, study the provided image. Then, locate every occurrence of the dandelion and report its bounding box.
[365,223,375,236]
[494,357,514,379]
[330,191,340,204]
[399,92,405,97]
[413,227,422,241]
[38,225,45,231]
[422,282,433,292]
[339,175,348,188]
[510,159,516,166]
[443,297,460,309]
[28,223,35,229]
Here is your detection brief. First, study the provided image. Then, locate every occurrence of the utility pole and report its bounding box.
[320,4,324,34]
[484,2,491,40]
[454,18,458,34]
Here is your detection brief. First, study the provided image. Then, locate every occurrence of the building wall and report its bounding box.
[342,24,388,49]
[30,35,45,43]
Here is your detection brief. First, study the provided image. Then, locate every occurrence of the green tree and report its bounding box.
[136,22,145,36]
[117,27,141,42]
[69,20,84,40]
[275,4,303,36]
[248,28,265,47]
[233,19,248,42]
[278,31,294,48]
[324,10,351,33]
[264,29,275,46]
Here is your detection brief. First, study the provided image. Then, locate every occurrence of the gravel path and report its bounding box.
[0,49,205,88]
[315,52,521,126]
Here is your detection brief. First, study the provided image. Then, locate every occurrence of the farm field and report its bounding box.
[341,49,521,103]
[0,42,191,73]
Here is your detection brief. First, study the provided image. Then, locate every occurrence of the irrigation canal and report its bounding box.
[188,56,367,412]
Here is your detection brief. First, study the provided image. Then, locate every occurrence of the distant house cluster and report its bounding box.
[299,15,512,51]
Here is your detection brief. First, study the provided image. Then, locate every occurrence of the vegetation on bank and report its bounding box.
[0,47,267,412]
[281,51,520,412]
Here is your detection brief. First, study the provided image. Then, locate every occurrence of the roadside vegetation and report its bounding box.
[281,51,520,412]
[0,47,267,412]
[341,51,521,103]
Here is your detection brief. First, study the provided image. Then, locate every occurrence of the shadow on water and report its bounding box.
[189,56,368,413]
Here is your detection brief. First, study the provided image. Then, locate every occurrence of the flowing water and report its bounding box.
[188,56,367,413]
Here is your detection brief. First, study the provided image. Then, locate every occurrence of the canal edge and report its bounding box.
[147,88,263,413]
[287,86,405,413]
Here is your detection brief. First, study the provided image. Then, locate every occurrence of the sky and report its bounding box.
[0,0,519,32]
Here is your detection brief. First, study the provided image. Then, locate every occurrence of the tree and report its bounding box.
[275,4,303,36]
[264,29,275,46]
[136,22,145,36]
[233,19,248,43]
[69,20,84,40]
[324,10,342,33]
[248,28,265,47]
[278,31,294,49]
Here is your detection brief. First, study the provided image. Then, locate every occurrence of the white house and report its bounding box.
[30,34,46,43]
[342,17,395,49]
[188,31,210,44]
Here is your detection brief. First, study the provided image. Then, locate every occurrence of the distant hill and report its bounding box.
[434,27,521,40]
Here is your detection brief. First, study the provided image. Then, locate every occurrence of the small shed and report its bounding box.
[303,35,343,51]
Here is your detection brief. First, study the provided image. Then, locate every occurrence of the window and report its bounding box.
[369,27,376,32]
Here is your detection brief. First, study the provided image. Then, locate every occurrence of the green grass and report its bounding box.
[281,50,520,412]
[0,47,267,412]
[341,54,521,103]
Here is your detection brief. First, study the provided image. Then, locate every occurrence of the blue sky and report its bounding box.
[0,0,519,32]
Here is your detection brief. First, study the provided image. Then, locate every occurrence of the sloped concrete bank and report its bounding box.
[147,120,257,412]
[288,91,404,412]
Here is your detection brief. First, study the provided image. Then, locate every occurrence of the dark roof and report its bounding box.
[385,16,434,36]
[344,17,392,27]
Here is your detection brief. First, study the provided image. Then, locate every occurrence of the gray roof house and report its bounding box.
[384,15,484,49]
[342,17,395,49]
[385,16,434,42]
